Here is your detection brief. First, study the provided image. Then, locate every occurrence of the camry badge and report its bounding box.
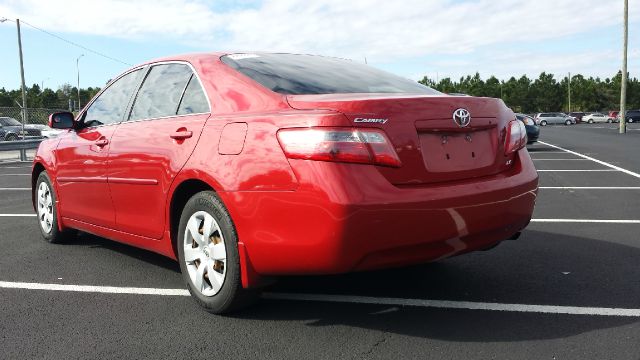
[354,117,388,124]
[453,108,471,127]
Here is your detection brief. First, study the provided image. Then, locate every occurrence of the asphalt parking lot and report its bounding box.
[1,124,639,359]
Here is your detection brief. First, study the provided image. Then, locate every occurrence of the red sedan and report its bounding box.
[33,53,538,313]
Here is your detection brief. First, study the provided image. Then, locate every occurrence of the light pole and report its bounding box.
[568,72,571,113]
[76,54,84,110]
[41,77,50,90]
[620,0,628,134]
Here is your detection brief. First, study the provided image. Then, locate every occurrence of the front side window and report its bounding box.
[129,64,193,121]
[221,53,440,95]
[177,75,210,115]
[83,69,142,127]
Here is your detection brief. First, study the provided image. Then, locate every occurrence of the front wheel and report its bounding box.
[607,119,612,123]
[35,172,76,243]
[5,134,18,141]
[629,118,634,123]
[588,119,594,124]
[540,120,547,126]
[565,120,572,125]
[177,191,259,314]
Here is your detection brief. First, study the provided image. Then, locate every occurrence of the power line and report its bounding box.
[0,16,132,66]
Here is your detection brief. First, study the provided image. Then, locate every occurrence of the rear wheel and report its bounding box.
[607,119,612,123]
[177,191,258,314]
[36,172,76,243]
[588,119,594,124]
[540,120,547,126]
[5,133,18,141]
[565,119,572,125]
[629,118,634,123]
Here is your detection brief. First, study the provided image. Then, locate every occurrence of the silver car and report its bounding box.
[534,112,576,126]
[583,113,611,124]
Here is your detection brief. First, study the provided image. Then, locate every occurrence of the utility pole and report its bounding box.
[16,19,28,148]
[620,0,628,134]
[567,72,571,113]
[76,54,84,110]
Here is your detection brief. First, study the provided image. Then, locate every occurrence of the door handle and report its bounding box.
[170,130,193,140]
[95,138,109,147]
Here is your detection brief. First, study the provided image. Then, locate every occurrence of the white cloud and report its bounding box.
[2,0,637,57]
[1,0,638,80]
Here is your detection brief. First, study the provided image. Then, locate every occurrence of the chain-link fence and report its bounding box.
[0,107,69,126]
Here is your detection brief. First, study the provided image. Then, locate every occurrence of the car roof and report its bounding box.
[132,52,229,68]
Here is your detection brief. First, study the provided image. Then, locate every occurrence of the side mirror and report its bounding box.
[48,112,75,129]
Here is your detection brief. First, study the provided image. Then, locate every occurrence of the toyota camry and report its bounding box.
[33,53,538,313]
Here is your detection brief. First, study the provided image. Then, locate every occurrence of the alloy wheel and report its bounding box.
[183,211,227,296]
[37,181,54,234]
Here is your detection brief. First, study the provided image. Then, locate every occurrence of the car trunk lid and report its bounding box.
[287,93,515,185]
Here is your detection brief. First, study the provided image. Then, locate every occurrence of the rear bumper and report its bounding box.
[221,149,538,275]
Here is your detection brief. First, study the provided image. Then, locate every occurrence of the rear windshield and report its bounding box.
[221,53,440,96]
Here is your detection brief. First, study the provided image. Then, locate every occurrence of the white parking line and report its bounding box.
[528,151,569,154]
[537,169,617,172]
[0,166,31,169]
[539,141,640,179]
[531,219,640,224]
[0,214,36,217]
[539,187,640,190]
[0,280,639,317]
[0,188,30,190]
[0,174,30,176]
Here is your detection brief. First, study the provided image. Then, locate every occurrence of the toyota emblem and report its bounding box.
[453,108,471,127]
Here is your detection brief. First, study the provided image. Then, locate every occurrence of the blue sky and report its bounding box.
[1,0,638,90]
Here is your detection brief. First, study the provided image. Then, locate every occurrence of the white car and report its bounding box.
[583,113,612,123]
[41,127,65,139]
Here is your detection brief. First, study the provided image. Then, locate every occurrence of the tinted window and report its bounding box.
[130,64,193,121]
[221,53,440,95]
[177,75,210,115]
[1,117,21,126]
[83,69,142,127]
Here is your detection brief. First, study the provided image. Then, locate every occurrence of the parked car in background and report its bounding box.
[618,110,640,123]
[568,112,585,124]
[582,113,611,123]
[608,111,619,122]
[41,127,65,139]
[32,52,538,314]
[516,113,540,143]
[0,117,44,140]
[534,113,575,126]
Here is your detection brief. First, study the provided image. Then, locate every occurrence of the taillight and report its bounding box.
[505,120,527,155]
[277,127,401,167]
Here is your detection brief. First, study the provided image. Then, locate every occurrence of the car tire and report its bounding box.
[607,119,612,123]
[629,119,634,123]
[565,120,571,125]
[540,120,547,126]
[5,133,18,141]
[35,171,77,243]
[588,119,594,124]
[177,191,259,314]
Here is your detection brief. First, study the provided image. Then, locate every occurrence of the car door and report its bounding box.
[106,62,211,239]
[55,68,144,227]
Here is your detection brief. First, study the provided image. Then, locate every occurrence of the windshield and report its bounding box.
[1,117,21,126]
[221,53,440,96]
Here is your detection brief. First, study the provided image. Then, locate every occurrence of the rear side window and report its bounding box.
[177,75,210,115]
[130,64,193,121]
[83,69,142,127]
[221,53,440,95]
